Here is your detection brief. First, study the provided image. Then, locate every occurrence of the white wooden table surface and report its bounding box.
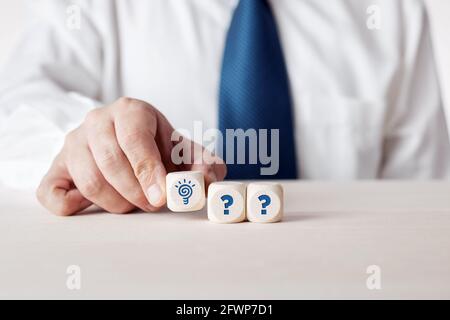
[1,181,450,299]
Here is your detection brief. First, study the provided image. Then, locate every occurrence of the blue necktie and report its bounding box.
[219,0,298,179]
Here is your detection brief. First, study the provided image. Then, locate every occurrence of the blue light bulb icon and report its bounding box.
[175,179,196,205]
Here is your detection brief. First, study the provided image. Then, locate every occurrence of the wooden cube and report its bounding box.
[166,171,206,212]
[246,182,283,223]
[207,182,246,223]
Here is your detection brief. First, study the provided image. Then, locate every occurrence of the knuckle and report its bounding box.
[84,108,103,126]
[128,100,150,113]
[64,129,78,146]
[117,96,136,107]
[133,159,155,182]
[121,130,147,149]
[96,146,122,169]
[117,97,154,116]
[79,175,104,198]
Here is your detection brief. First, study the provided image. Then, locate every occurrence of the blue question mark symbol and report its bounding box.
[258,195,271,215]
[220,195,234,215]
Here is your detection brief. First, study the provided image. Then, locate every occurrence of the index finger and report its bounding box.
[112,98,168,208]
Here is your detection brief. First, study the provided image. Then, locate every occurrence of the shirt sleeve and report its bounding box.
[0,0,103,189]
[380,0,450,179]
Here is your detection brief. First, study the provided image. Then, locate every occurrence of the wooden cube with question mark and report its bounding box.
[207,182,246,223]
[166,171,206,212]
[246,182,283,223]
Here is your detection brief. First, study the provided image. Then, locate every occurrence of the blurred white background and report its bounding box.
[0,0,449,125]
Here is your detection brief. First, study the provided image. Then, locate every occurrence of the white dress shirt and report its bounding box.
[0,0,449,189]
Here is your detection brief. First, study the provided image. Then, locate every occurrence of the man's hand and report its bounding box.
[36,97,226,216]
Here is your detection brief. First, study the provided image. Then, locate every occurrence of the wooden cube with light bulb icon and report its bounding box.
[246,182,283,223]
[166,171,206,212]
[207,182,246,223]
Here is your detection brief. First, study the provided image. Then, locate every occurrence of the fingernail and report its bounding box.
[146,165,166,207]
[147,184,163,207]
